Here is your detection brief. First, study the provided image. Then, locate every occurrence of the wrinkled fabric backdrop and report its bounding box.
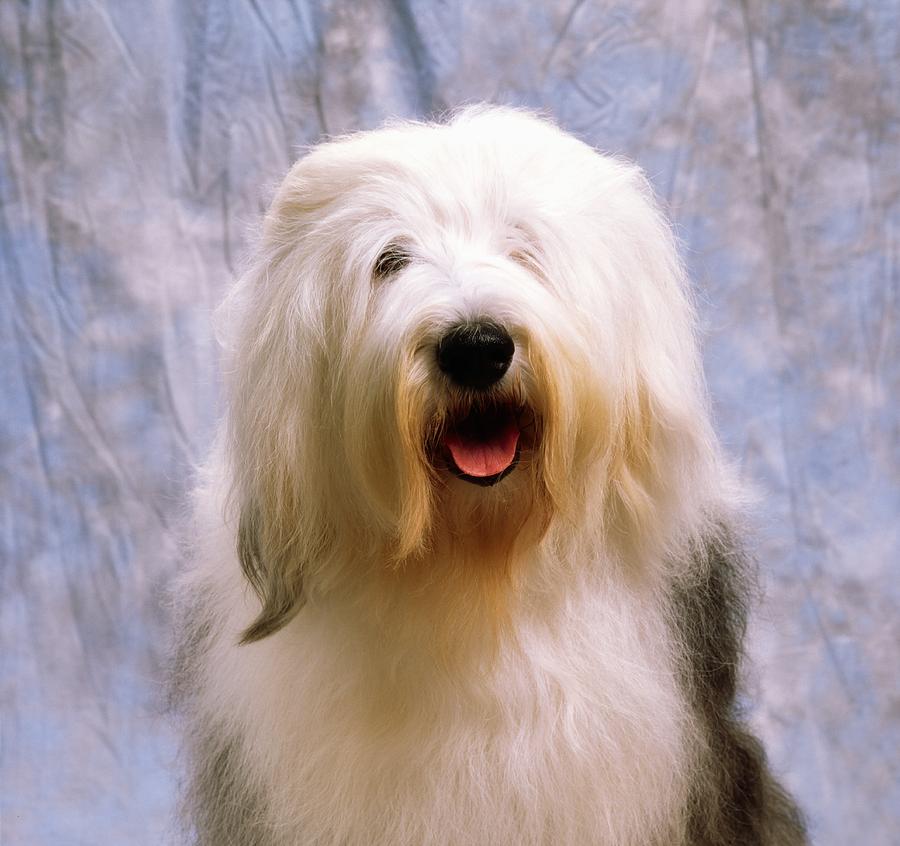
[2,1,898,844]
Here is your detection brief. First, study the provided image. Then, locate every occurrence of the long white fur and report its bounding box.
[178,106,737,846]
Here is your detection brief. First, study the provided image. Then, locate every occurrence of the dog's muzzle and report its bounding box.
[436,322,521,486]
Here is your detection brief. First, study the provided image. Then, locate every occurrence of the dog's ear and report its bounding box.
[237,504,305,644]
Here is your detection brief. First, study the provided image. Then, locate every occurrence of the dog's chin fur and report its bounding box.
[172,106,807,846]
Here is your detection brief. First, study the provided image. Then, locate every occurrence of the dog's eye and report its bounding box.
[509,246,546,281]
[507,223,546,281]
[373,244,411,280]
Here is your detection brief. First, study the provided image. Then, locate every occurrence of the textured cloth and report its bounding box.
[1,2,898,843]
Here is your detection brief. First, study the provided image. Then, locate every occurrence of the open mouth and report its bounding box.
[441,405,522,487]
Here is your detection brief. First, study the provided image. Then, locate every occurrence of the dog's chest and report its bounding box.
[220,595,694,846]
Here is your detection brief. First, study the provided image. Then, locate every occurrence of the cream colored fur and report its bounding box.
[176,106,740,846]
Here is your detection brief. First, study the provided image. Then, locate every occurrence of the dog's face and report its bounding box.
[225,108,714,641]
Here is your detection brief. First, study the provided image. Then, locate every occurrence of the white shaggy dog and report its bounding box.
[173,106,806,846]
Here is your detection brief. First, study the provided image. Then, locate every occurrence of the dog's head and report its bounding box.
[223,107,719,642]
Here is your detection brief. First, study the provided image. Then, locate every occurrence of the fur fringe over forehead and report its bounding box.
[173,106,806,846]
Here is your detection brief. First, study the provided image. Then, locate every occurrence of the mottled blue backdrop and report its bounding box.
[2,1,898,844]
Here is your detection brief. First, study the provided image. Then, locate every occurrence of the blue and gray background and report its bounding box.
[2,2,898,843]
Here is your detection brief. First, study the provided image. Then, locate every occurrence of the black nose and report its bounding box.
[437,321,514,389]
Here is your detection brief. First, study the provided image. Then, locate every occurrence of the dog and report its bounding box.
[172,106,807,845]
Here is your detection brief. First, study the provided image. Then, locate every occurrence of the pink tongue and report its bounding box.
[444,417,520,478]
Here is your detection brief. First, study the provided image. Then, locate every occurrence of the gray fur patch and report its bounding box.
[171,599,273,845]
[670,523,807,845]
